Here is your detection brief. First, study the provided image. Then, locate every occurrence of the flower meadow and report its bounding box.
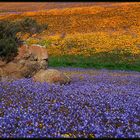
[0,68,140,138]
[26,32,140,57]
[1,3,140,71]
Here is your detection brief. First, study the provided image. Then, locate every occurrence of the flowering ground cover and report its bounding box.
[0,67,140,138]
[1,3,140,71]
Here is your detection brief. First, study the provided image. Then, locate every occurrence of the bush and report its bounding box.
[0,38,18,61]
[0,20,20,39]
[17,17,48,35]
[0,20,19,61]
[0,17,48,62]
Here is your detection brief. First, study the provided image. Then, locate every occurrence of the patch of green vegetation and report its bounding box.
[0,17,48,62]
[0,10,9,13]
[49,53,140,72]
[26,38,40,46]
[38,39,52,48]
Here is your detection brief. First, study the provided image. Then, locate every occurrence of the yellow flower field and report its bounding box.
[1,2,140,70]
[26,32,140,57]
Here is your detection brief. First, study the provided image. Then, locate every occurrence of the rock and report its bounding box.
[0,61,41,80]
[14,45,29,61]
[0,60,6,67]
[33,69,71,84]
[39,60,48,70]
[29,45,48,69]
[29,44,48,60]
[14,44,48,70]
[0,62,23,80]
[21,61,40,78]
[18,59,26,65]
[0,44,49,81]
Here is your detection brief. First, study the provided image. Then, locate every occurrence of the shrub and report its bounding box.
[0,20,19,61]
[17,17,48,36]
[0,17,48,62]
[0,38,18,61]
[0,20,20,39]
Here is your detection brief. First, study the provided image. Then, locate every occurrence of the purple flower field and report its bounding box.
[0,68,140,138]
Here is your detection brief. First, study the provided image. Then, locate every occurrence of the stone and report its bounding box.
[33,69,71,84]
[0,61,42,79]
[14,44,48,69]
[28,45,48,69]
[29,44,48,60]
[0,60,6,67]
[0,62,23,80]
[14,45,29,61]
[0,44,49,81]
[22,61,40,78]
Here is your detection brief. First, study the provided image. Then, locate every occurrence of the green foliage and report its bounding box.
[16,17,48,35]
[0,20,20,39]
[0,37,18,61]
[26,38,51,48]
[0,17,48,61]
[26,38,40,46]
[38,39,52,48]
[0,20,19,61]
[49,54,140,72]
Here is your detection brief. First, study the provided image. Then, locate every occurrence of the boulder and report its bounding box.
[0,44,49,81]
[0,62,41,80]
[33,69,71,84]
[14,44,48,70]
[21,61,40,78]
[0,62,24,80]
[28,44,48,69]
[14,45,30,61]
[29,44,48,61]
[0,60,6,67]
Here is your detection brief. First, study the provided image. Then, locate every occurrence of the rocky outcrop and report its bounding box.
[0,44,48,80]
[0,62,23,81]
[0,60,6,67]
[33,69,71,84]
[14,44,48,70]
[0,44,71,84]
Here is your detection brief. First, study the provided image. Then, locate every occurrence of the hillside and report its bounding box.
[0,2,134,12]
[0,2,111,12]
[0,2,140,71]
[0,2,140,35]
